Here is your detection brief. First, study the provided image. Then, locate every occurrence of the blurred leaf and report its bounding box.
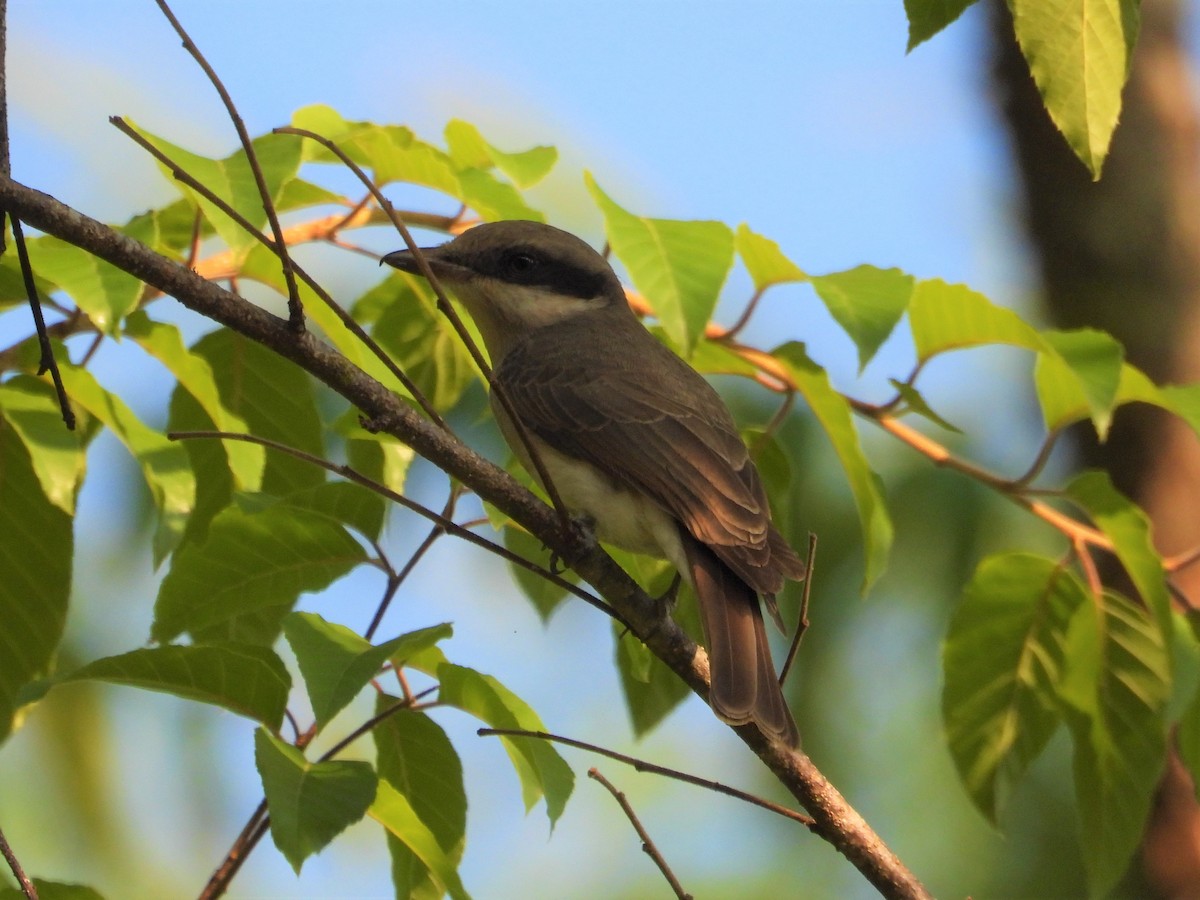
[909,278,1043,360]
[437,663,574,826]
[124,311,264,491]
[255,727,377,873]
[1067,471,1171,640]
[64,643,290,729]
[811,265,913,371]
[445,119,557,188]
[1009,0,1140,178]
[905,0,978,50]
[614,619,690,736]
[1178,678,1200,800]
[370,780,471,900]
[734,223,807,291]
[889,380,962,433]
[152,501,365,644]
[126,121,305,258]
[58,363,194,563]
[1058,592,1169,897]
[0,240,57,312]
[0,375,86,514]
[0,419,71,743]
[0,883,107,900]
[503,525,573,621]
[771,342,892,592]
[187,329,324,496]
[25,235,141,334]
[1035,329,1124,439]
[374,700,467,899]
[586,172,733,355]
[943,554,1086,821]
[283,613,451,730]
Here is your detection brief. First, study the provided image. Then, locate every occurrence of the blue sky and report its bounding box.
[2,2,1057,897]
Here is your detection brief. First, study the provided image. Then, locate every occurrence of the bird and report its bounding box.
[382,220,804,746]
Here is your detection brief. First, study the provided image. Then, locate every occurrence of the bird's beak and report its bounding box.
[380,246,472,283]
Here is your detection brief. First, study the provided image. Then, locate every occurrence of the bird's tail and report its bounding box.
[683,535,800,747]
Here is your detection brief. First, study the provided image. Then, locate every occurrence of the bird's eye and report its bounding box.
[505,251,537,274]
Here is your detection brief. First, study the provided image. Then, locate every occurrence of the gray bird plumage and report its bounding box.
[382,220,803,746]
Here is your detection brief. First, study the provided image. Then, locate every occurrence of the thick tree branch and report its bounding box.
[0,173,929,900]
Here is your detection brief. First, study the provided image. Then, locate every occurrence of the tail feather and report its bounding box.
[683,534,800,747]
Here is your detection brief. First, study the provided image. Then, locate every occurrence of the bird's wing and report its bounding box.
[497,322,800,594]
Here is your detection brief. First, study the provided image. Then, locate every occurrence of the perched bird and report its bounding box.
[383,221,804,746]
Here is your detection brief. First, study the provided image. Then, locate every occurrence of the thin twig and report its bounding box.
[110,115,449,430]
[273,125,576,532]
[1010,429,1062,489]
[722,287,765,341]
[588,768,692,900]
[167,430,618,622]
[780,532,817,687]
[11,217,74,428]
[197,800,268,900]
[478,728,816,827]
[153,0,304,329]
[0,824,37,900]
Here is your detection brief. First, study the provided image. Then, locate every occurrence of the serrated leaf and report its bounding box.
[586,173,733,355]
[255,727,377,873]
[811,265,914,371]
[57,364,194,563]
[24,235,141,334]
[0,375,86,514]
[374,699,467,899]
[734,223,807,292]
[283,613,452,730]
[437,663,574,826]
[152,502,365,644]
[370,780,471,900]
[124,312,264,491]
[905,0,978,51]
[445,119,557,188]
[943,554,1086,821]
[1010,0,1140,178]
[1036,328,1124,439]
[64,643,290,729]
[126,121,305,258]
[1058,592,1169,896]
[0,420,71,742]
[771,342,892,592]
[1067,471,1171,640]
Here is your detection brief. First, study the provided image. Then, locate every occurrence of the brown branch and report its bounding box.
[588,768,693,900]
[0,172,929,900]
[153,0,304,329]
[0,824,37,900]
[197,802,268,900]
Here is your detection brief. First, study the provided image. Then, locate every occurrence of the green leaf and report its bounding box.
[0,419,72,742]
[734,224,807,292]
[1009,0,1140,179]
[1036,328,1124,439]
[283,613,452,730]
[1178,677,1200,800]
[374,699,467,899]
[255,727,378,873]
[339,413,416,493]
[0,882,107,900]
[904,0,978,50]
[614,619,691,736]
[503,525,573,621]
[1058,592,1169,896]
[437,663,574,826]
[119,198,205,258]
[25,235,141,334]
[264,481,388,543]
[585,173,734,356]
[370,780,472,900]
[57,363,194,563]
[124,312,264,491]
[1067,471,1171,641]
[811,265,914,371]
[152,501,365,644]
[64,643,290,729]
[126,121,306,258]
[0,375,86,514]
[771,342,892,592]
[908,278,1043,361]
[943,554,1087,821]
[888,380,961,433]
[445,119,557,188]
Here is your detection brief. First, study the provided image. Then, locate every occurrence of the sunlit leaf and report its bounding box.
[904,0,978,50]
[255,728,377,873]
[64,643,290,729]
[0,375,86,514]
[370,780,471,900]
[24,235,141,335]
[445,119,557,188]
[1010,0,1140,178]
[1036,328,1124,439]
[888,380,961,433]
[734,224,807,292]
[908,278,1042,361]
[586,172,733,356]
[811,265,913,371]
